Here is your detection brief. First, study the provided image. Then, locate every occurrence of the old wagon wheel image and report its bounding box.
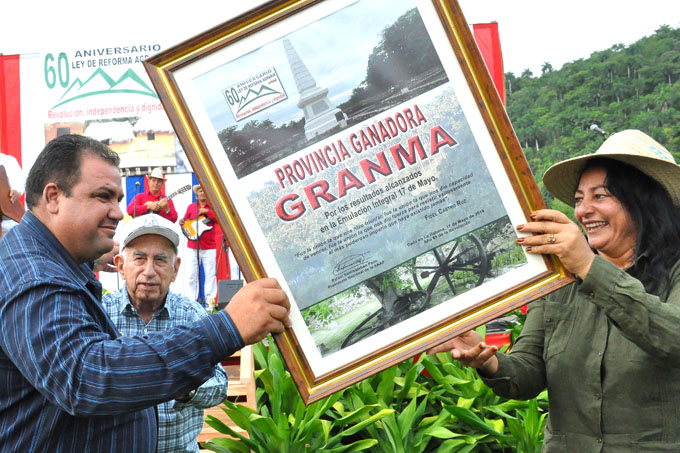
[412,233,489,303]
[341,290,428,348]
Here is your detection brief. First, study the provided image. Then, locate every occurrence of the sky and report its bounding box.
[460,0,680,76]
[2,0,679,78]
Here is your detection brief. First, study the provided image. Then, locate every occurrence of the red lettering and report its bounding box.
[367,124,381,147]
[275,168,285,189]
[292,160,306,180]
[430,125,457,155]
[276,193,306,221]
[378,121,392,141]
[337,169,365,198]
[413,104,426,125]
[385,117,399,137]
[360,151,393,184]
[302,154,317,173]
[395,113,408,132]
[403,108,417,129]
[323,145,337,165]
[390,135,427,170]
[349,133,361,153]
[304,179,336,210]
[337,140,351,160]
[283,165,297,185]
[313,149,329,170]
[360,130,371,151]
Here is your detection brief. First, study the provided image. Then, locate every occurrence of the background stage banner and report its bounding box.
[0,48,240,299]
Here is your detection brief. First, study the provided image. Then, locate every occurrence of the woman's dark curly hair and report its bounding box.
[583,157,680,294]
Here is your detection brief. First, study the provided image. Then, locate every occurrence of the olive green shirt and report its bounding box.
[483,255,680,452]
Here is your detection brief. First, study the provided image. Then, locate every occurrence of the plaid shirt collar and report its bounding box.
[112,285,176,321]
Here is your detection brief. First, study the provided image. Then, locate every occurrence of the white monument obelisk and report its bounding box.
[283,38,346,140]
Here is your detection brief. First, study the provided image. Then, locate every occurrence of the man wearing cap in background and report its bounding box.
[102,214,227,453]
[0,134,290,451]
[127,167,178,223]
[180,184,218,303]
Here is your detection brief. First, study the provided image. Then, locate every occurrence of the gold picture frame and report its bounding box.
[145,0,573,404]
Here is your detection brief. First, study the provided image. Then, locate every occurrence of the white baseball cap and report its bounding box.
[121,214,180,250]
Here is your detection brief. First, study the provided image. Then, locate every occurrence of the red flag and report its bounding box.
[215,225,231,281]
[473,23,505,105]
[0,55,22,164]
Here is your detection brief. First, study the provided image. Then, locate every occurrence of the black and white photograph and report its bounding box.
[193,0,448,178]
[304,215,526,355]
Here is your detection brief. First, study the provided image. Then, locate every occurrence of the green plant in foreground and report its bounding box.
[339,354,445,452]
[421,344,548,452]
[201,341,393,453]
[202,328,548,452]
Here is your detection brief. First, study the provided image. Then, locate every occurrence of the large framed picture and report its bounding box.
[145,0,573,404]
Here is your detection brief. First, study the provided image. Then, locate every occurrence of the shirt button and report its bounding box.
[598,351,603,356]
[597,438,602,443]
[546,317,552,322]
[595,393,601,399]
[588,291,595,298]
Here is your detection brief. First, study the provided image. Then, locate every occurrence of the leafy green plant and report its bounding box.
[421,348,548,452]
[505,395,548,452]
[202,325,549,452]
[201,341,393,453]
[339,354,445,452]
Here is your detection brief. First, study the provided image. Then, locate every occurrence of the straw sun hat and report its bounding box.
[543,129,680,207]
[148,167,166,180]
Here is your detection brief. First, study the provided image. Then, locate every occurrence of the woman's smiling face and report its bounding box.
[574,166,637,264]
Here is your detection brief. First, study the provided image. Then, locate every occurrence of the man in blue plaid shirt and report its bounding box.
[102,214,227,453]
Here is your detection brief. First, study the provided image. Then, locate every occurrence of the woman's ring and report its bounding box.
[548,233,556,244]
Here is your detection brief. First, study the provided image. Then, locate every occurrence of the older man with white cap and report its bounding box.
[127,167,178,223]
[102,214,227,453]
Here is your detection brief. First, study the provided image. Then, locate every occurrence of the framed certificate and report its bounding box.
[145,0,572,404]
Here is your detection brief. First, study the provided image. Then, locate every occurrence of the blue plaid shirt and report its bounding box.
[102,288,228,453]
[0,211,244,452]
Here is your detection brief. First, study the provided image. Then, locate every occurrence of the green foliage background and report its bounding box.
[505,25,680,212]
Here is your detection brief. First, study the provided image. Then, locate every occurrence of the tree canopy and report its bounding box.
[504,25,680,210]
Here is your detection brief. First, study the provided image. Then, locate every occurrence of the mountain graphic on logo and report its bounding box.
[236,84,282,114]
[52,68,158,109]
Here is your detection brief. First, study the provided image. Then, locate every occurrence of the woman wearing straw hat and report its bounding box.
[430,130,680,451]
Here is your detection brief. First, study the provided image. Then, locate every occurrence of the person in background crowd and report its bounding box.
[0,151,25,235]
[103,214,227,453]
[430,130,680,451]
[127,167,178,223]
[0,134,291,451]
[180,184,218,303]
